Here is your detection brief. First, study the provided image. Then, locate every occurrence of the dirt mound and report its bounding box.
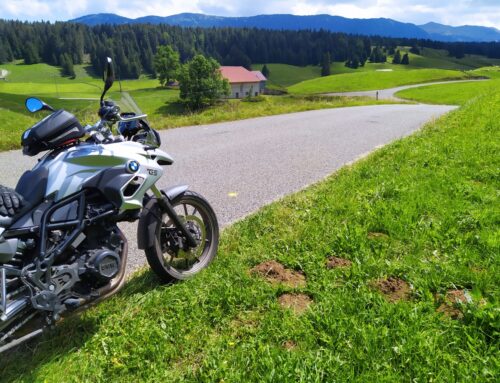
[278,293,312,314]
[326,256,352,269]
[436,289,469,319]
[372,277,411,302]
[251,261,306,288]
[282,340,297,350]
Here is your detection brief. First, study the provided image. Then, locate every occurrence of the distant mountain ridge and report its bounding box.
[69,13,500,42]
[419,22,500,42]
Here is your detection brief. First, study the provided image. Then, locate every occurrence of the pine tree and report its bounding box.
[0,42,7,64]
[261,64,270,79]
[370,46,386,63]
[60,53,75,78]
[224,45,252,69]
[345,55,360,69]
[401,53,410,65]
[410,45,420,55]
[321,52,331,76]
[23,43,40,64]
[392,50,401,64]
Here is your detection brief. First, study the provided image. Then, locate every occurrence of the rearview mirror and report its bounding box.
[25,97,55,113]
[101,57,115,105]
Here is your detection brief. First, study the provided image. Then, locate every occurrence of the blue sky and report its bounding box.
[2,0,500,29]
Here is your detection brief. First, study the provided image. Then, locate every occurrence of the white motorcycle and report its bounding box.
[0,58,219,353]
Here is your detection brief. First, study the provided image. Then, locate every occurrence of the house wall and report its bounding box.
[228,82,261,98]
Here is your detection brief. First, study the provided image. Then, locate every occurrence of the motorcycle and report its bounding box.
[0,58,219,353]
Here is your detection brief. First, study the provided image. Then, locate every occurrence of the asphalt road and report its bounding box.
[0,104,455,272]
[323,80,487,101]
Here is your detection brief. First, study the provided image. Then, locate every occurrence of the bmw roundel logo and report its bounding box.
[127,160,140,173]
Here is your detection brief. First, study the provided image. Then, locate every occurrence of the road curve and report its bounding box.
[323,79,488,101]
[0,104,455,272]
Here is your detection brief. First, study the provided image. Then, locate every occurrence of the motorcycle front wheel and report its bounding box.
[145,191,219,282]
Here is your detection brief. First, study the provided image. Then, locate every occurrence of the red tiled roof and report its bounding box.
[251,71,267,81]
[219,66,261,83]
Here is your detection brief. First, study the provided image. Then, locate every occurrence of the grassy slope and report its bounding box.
[253,49,500,88]
[1,83,498,383]
[250,63,408,88]
[288,69,477,94]
[251,64,321,87]
[411,48,500,70]
[395,67,500,105]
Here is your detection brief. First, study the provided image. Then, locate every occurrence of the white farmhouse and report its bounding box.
[219,66,267,99]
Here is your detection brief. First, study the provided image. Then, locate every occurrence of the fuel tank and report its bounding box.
[34,141,173,211]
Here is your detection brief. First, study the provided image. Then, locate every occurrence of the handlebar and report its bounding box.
[118,114,148,122]
[84,109,150,145]
[84,98,159,147]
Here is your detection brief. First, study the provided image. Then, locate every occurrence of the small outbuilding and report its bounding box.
[219,66,267,99]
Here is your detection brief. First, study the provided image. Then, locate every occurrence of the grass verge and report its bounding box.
[1,82,498,382]
[396,79,499,105]
[142,94,395,131]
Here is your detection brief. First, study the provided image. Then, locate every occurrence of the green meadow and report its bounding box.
[396,67,500,105]
[1,72,498,383]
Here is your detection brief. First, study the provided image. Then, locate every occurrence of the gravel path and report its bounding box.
[323,79,488,101]
[0,104,455,273]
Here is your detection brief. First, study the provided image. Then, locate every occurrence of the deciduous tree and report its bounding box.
[178,55,230,110]
[154,45,180,86]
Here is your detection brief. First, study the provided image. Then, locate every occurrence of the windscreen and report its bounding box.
[116,91,145,119]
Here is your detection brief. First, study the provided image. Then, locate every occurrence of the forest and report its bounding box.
[0,19,499,79]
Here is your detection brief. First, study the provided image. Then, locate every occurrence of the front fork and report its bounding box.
[150,186,198,249]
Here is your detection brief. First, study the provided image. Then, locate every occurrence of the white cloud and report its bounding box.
[1,0,499,29]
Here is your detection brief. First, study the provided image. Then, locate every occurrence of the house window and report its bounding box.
[236,92,239,98]
[255,92,259,96]
[246,92,249,96]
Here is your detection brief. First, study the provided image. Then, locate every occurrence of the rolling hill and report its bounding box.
[70,13,500,42]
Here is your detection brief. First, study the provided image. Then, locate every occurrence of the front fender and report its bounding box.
[162,184,189,201]
[137,185,189,250]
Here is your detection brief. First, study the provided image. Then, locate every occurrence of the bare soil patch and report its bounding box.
[326,256,352,269]
[251,260,306,288]
[372,277,411,302]
[282,340,297,350]
[436,289,469,319]
[278,293,312,314]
